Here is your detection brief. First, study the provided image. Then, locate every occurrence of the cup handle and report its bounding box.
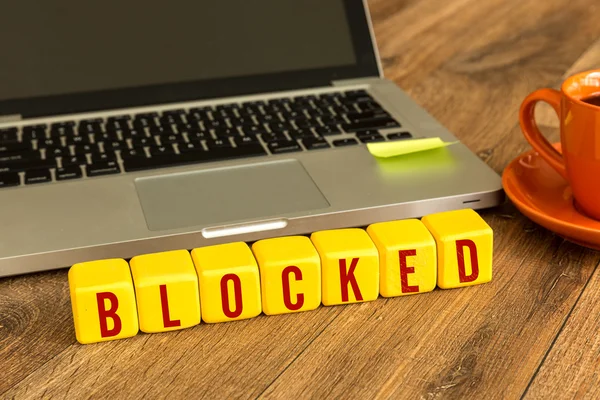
[519,88,567,179]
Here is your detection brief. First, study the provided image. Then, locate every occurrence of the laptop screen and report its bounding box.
[0,0,379,118]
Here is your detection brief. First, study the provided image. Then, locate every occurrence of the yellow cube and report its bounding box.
[68,259,139,344]
[310,229,379,306]
[129,250,201,333]
[252,236,321,315]
[421,209,493,289]
[367,219,436,297]
[191,242,262,323]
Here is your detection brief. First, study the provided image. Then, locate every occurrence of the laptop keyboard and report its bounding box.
[0,90,412,188]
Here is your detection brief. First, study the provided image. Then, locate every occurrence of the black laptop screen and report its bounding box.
[0,0,379,118]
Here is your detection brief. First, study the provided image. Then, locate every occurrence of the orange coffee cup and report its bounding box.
[520,69,600,220]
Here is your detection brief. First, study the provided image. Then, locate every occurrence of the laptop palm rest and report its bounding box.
[134,159,330,231]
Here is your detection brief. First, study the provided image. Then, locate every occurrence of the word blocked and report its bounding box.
[130,250,201,333]
[253,236,321,315]
[311,228,379,306]
[69,259,139,344]
[367,219,436,297]
[68,209,494,344]
[191,242,262,323]
[422,209,493,289]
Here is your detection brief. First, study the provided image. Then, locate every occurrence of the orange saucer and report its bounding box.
[503,143,600,250]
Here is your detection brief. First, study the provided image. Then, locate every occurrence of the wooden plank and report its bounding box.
[0,270,73,393]
[1,305,343,398]
[524,262,600,399]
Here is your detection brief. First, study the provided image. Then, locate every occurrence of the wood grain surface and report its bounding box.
[2,0,600,398]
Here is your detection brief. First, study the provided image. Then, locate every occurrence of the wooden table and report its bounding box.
[2,0,600,398]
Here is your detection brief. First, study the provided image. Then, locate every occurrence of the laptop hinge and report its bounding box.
[0,114,23,124]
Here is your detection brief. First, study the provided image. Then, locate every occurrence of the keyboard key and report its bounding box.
[213,128,240,138]
[25,168,52,184]
[90,132,114,143]
[203,118,229,130]
[333,138,358,147]
[37,138,60,148]
[302,137,330,150]
[149,125,176,136]
[319,116,346,126]
[387,132,413,140]
[56,165,83,180]
[0,172,20,188]
[159,134,185,144]
[104,140,126,151]
[187,109,211,122]
[268,122,293,132]
[343,90,371,101]
[0,142,31,154]
[294,94,317,102]
[178,142,203,153]
[130,137,155,148]
[123,143,267,172]
[255,113,279,123]
[267,140,302,154]
[121,129,146,139]
[241,125,267,136]
[234,136,258,146]
[50,126,76,138]
[107,115,131,122]
[86,161,121,177]
[90,152,116,163]
[149,145,176,157]
[344,89,368,97]
[228,116,256,127]
[341,118,400,132]
[22,125,47,140]
[120,148,145,160]
[315,126,341,136]
[345,110,391,122]
[358,134,385,143]
[65,135,91,145]
[73,144,99,154]
[0,128,18,142]
[51,121,76,128]
[287,129,315,139]
[62,154,88,166]
[357,101,384,112]
[186,130,212,141]
[45,146,69,157]
[135,112,159,119]
[357,131,386,143]
[294,119,320,129]
[0,151,41,165]
[205,139,232,149]
[261,132,287,142]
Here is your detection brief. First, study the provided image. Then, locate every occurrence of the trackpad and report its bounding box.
[134,159,330,231]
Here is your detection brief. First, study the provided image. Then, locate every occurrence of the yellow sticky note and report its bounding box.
[367,137,458,158]
[68,259,139,344]
[252,236,321,315]
[130,250,201,333]
[311,228,379,306]
[191,242,262,323]
[367,219,437,297]
[421,209,493,289]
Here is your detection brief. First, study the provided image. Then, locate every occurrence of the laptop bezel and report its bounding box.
[0,0,381,120]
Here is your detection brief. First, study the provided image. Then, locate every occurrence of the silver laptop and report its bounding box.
[0,0,503,277]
